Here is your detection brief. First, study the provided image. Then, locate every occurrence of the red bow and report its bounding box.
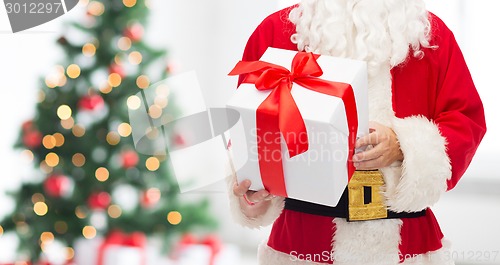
[97,230,147,265]
[229,52,358,197]
[178,234,221,265]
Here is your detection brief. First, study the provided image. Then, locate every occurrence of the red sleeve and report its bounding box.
[431,16,486,190]
[241,20,274,62]
[238,6,298,85]
[386,14,485,212]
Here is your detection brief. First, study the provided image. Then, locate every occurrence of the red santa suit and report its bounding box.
[227,4,486,265]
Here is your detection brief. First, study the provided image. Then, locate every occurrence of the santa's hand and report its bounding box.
[233,179,274,204]
[232,179,277,219]
[353,121,404,170]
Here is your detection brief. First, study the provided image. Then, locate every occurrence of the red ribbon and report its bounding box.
[229,52,358,197]
[97,230,147,265]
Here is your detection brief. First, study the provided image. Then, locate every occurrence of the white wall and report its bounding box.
[457,0,500,181]
[0,2,68,218]
[147,0,279,108]
[0,2,72,261]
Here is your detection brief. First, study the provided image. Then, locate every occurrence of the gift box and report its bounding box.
[171,234,240,265]
[227,48,368,207]
[74,231,159,265]
[173,245,240,265]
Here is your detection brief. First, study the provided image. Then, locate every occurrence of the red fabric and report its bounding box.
[239,6,486,264]
[268,210,445,264]
[237,6,299,86]
[399,209,444,262]
[268,209,336,264]
[392,14,486,190]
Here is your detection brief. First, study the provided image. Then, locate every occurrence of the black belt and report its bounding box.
[284,171,427,222]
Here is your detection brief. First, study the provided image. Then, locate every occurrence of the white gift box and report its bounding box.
[74,237,144,265]
[101,246,143,265]
[226,48,368,207]
[175,244,240,265]
[74,236,173,265]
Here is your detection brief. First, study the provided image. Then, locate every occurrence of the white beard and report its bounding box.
[289,0,432,77]
[289,0,433,126]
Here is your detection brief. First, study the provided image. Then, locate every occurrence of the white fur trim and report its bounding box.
[386,116,451,212]
[226,164,284,229]
[367,64,394,127]
[258,241,326,265]
[358,27,449,213]
[332,218,402,265]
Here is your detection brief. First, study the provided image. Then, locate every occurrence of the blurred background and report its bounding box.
[0,0,498,264]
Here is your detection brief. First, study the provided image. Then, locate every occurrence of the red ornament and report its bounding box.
[179,233,197,245]
[22,120,34,131]
[44,174,73,198]
[88,192,111,210]
[23,130,42,148]
[140,189,161,208]
[121,150,139,168]
[173,133,186,147]
[108,64,125,78]
[166,62,178,74]
[57,36,68,45]
[78,94,105,111]
[123,23,144,42]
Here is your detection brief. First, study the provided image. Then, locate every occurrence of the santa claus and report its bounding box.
[228,0,486,264]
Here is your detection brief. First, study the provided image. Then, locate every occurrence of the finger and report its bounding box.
[233,179,251,197]
[355,134,370,148]
[352,144,384,162]
[355,131,383,148]
[368,121,382,131]
[356,121,388,148]
[354,156,384,170]
[246,189,270,203]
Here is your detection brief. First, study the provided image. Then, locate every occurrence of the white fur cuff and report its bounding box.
[386,116,451,212]
[226,166,284,229]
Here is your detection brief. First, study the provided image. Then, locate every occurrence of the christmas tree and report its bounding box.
[0,0,216,261]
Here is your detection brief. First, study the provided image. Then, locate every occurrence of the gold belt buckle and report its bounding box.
[347,170,388,221]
